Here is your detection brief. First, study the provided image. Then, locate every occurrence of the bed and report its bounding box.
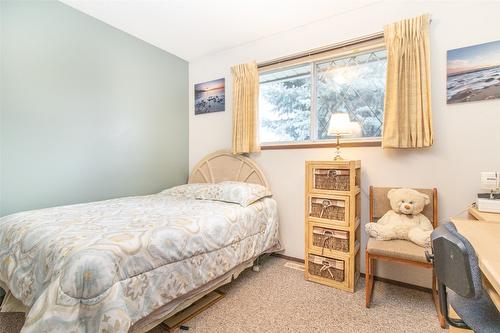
[0,151,281,333]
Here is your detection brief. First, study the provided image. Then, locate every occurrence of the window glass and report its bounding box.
[259,64,311,143]
[258,46,387,145]
[316,49,387,139]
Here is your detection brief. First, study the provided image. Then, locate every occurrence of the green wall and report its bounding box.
[0,1,189,216]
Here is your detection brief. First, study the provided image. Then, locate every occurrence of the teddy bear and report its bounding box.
[365,188,433,247]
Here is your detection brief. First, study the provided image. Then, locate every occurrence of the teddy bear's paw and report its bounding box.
[365,224,380,238]
[417,240,431,248]
[408,228,432,247]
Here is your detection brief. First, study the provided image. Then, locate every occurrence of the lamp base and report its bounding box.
[333,135,344,161]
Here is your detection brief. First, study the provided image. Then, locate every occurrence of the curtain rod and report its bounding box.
[257,31,384,69]
[257,17,432,69]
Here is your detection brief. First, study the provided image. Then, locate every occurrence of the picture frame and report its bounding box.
[194,78,225,114]
[447,40,500,104]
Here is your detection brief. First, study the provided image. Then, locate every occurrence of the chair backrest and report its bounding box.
[370,187,438,228]
[430,222,483,299]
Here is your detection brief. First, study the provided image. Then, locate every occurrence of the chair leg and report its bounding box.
[365,252,374,308]
[365,252,370,307]
[432,269,446,328]
[370,257,375,301]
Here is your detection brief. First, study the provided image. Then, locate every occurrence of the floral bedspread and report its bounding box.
[0,184,280,332]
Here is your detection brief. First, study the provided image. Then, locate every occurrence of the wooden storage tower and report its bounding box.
[305,160,361,292]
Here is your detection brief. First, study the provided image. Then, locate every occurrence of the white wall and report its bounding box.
[189,1,500,287]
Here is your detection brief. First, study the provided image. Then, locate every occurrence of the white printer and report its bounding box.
[476,172,500,213]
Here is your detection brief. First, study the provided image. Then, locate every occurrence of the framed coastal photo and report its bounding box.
[447,40,500,104]
[194,78,225,115]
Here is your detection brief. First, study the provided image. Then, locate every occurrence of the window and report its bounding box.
[259,40,387,146]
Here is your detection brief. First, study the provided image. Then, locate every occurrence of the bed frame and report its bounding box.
[1,151,275,332]
[133,150,274,332]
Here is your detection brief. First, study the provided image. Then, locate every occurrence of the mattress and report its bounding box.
[0,186,280,332]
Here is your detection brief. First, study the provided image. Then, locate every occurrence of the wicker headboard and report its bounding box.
[188,150,269,188]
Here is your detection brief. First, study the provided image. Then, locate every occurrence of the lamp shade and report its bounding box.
[327,113,352,136]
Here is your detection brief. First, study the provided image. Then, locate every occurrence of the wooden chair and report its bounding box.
[365,186,445,328]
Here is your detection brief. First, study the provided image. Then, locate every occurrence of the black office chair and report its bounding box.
[426,222,500,333]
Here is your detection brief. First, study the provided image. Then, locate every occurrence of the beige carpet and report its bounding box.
[0,256,443,333]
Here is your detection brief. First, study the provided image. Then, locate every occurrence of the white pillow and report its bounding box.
[194,181,272,207]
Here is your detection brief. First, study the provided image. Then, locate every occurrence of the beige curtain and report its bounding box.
[383,14,433,148]
[231,61,260,154]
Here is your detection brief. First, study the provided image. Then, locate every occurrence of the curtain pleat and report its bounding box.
[383,14,433,148]
[231,61,260,154]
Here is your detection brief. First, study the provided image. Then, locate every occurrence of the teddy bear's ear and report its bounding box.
[387,189,397,199]
[421,193,430,205]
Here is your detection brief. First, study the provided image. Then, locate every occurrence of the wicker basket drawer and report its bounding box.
[307,254,345,283]
[313,168,350,191]
[308,195,349,226]
[310,225,349,253]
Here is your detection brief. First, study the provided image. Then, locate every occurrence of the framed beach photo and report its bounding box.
[194,78,225,115]
[447,40,500,104]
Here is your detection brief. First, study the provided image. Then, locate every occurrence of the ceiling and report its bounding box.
[60,0,380,61]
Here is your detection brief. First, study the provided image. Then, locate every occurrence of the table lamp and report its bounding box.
[327,113,352,160]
